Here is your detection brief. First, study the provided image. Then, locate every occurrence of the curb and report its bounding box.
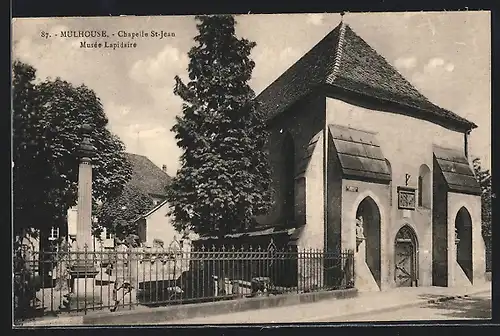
[82,288,358,325]
[322,288,491,322]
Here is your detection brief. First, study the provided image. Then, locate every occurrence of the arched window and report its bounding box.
[385,159,392,206]
[282,132,295,226]
[418,164,431,208]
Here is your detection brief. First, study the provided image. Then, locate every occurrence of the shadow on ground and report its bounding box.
[416,294,491,319]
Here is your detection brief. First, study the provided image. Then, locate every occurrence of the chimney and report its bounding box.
[162,164,167,173]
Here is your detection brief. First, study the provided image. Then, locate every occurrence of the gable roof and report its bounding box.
[125,153,172,198]
[134,199,169,222]
[433,145,481,196]
[256,22,477,132]
[329,124,391,183]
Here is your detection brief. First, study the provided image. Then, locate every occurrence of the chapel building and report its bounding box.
[255,20,486,291]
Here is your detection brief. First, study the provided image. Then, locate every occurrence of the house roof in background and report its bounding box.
[125,152,172,198]
[256,22,476,131]
[135,199,169,222]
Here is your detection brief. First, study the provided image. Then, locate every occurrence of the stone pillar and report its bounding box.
[67,124,101,310]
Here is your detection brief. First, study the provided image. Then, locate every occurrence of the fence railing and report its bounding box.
[13,245,355,321]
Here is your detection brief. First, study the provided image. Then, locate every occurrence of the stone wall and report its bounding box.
[340,180,390,289]
[432,158,449,286]
[447,192,484,285]
[259,93,326,227]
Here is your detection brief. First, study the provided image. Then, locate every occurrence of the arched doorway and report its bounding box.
[356,196,381,288]
[455,207,473,282]
[394,225,418,287]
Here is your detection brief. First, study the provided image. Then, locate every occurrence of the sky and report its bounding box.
[12,11,491,176]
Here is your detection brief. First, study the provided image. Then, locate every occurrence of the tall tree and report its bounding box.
[12,60,133,244]
[167,15,272,237]
[473,158,492,237]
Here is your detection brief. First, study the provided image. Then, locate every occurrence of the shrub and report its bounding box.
[13,245,42,320]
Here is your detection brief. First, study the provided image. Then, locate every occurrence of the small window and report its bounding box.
[49,227,60,241]
[385,159,392,206]
[418,164,431,208]
[105,229,112,240]
[418,176,423,206]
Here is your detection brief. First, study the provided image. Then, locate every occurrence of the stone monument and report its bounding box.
[65,124,101,310]
[355,215,365,252]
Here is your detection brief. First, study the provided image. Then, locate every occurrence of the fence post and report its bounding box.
[128,248,138,291]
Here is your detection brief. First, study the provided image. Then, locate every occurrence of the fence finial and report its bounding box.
[267,239,277,252]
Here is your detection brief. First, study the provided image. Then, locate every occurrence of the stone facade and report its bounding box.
[255,21,486,291]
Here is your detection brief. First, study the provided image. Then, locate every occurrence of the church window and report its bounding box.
[418,164,431,208]
[385,159,392,206]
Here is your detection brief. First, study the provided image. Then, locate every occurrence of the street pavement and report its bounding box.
[161,284,492,324]
[17,283,491,326]
[328,291,491,322]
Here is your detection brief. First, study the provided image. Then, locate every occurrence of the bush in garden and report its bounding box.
[13,242,42,320]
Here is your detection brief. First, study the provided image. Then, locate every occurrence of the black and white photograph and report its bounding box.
[12,11,492,326]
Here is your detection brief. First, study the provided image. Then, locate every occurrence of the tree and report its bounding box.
[166,15,272,237]
[12,60,133,246]
[473,157,492,237]
[95,184,154,246]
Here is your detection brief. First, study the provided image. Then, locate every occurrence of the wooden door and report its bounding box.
[395,240,415,287]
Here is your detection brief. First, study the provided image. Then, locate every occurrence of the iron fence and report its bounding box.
[13,245,355,321]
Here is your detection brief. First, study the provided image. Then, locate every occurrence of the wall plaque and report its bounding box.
[345,185,359,192]
[397,186,416,210]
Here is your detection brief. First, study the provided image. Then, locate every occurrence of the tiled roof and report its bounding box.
[433,146,481,196]
[135,199,169,221]
[257,25,341,120]
[124,153,172,198]
[256,22,477,131]
[329,124,391,183]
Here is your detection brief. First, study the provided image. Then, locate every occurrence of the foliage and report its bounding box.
[473,158,492,237]
[12,60,132,240]
[95,184,154,246]
[13,236,42,320]
[166,15,272,237]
